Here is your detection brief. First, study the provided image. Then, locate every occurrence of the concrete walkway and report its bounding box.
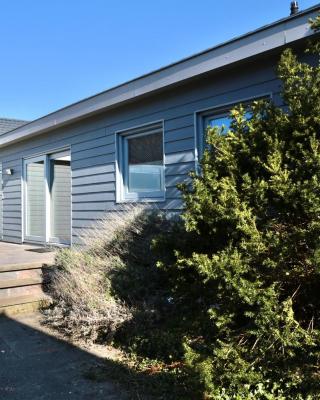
[0,313,126,400]
[0,242,55,267]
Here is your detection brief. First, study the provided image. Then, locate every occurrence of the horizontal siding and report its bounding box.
[72,143,114,161]
[72,163,115,178]
[166,174,190,188]
[165,150,195,165]
[0,53,287,244]
[165,162,195,176]
[73,172,115,186]
[72,201,113,211]
[71,153,114,170]
[164,126,194,143]
[72,192,116,202]
[2,235,22,244]
[0,163,2,239]
[72,183,115,194]
[165,138,195,154]
[71,132,114,153]
[1,159,22,242]
[2,178,21,188]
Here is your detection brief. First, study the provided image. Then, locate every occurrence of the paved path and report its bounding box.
[0,313,126,400]
[0,242,55,267]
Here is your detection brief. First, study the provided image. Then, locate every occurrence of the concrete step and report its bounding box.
[0,277,43,290]
[0,294,52,316]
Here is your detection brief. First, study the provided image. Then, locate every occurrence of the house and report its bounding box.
[0,4,319,247]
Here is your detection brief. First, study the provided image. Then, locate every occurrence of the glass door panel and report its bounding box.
[25,158,46,242]
[49,153,71,245]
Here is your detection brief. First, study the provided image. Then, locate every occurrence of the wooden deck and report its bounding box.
[0,242,56,315]
[0,242,55,267]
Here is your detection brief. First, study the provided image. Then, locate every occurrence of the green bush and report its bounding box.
[156,18,320,399]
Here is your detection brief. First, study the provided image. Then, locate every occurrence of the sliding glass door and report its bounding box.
[49,152,71,244]
[24,156,46,243]
[24,151,71,245]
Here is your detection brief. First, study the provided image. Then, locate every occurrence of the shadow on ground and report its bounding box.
[0,313,128,400]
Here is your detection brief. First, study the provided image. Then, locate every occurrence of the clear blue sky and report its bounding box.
[0,0,318,121]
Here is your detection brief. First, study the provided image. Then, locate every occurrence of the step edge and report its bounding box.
[0,299,52,316]
[0,294,51,308]
[0,262,53,273]
[0,278,44,289]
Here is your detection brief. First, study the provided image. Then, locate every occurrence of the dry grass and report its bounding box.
[43,205,153,343]
[78,204,149,255]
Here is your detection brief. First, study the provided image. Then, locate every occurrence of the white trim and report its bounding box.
[20,158,24,243]
[45,155,50,243]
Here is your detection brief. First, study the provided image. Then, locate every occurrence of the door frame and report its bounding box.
[23,148,71,245]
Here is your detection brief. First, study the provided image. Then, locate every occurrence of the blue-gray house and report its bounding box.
[0,4,319,246]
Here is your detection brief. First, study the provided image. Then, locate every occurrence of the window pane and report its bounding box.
[127,132,163,193]
[207,115,231,135]
[129,165,163,192]
[207,111,252,135]
[128,132,163,165]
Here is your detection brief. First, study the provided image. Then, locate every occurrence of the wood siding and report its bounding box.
[0,163,2,240]
[0,54,284,244]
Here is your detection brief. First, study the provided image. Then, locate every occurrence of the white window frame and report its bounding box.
[116,122,165,202]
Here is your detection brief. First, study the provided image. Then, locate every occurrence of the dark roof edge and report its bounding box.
[0,117,28,122]
[1,3,319,147]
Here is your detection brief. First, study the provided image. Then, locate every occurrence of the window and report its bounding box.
[117,123,165,201]
[197,96,269,158]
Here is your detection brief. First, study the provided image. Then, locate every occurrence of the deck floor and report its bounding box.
[0,242,55,267]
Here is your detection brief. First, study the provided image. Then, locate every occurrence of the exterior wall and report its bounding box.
[0,162,2,240]
[0,53,285,245]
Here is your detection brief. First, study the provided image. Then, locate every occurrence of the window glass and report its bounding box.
[206,115,231,135]
[26,160,45,238]
[119,125,165,201]
[198,97,268,159]
[127,132,163,193]
[206,111,252,136]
